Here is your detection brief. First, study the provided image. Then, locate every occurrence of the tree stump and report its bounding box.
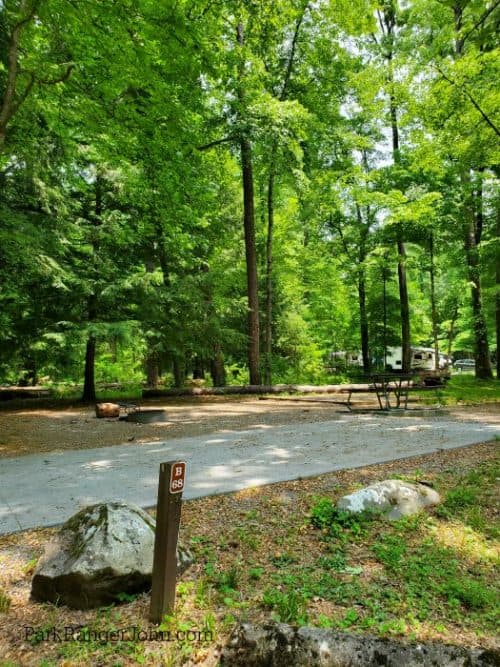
[95,402,120,418]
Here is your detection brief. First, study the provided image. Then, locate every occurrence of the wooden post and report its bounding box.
[149,461,186,623]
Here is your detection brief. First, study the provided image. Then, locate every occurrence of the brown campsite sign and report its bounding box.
[169,462,186,494]
[149,460,186,623]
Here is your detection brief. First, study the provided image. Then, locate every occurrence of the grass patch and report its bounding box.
[433,376,500,405]
[50,383,143,401]
[0,588,11,613]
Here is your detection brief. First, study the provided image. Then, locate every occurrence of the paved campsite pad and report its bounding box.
[0,402,498,534]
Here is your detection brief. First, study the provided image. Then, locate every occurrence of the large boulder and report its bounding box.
[221,622,499,666]
[336,479,440,520]
[31,501,193,609]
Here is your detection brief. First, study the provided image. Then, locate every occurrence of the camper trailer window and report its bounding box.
[414,354,422,360]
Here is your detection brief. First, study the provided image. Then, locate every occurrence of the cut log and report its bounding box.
[95,402,120,418]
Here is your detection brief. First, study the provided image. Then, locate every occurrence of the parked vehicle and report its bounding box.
[329,347,451,375]
[385,346,451,372]
[329,351,363,369]
[453,359,475,371]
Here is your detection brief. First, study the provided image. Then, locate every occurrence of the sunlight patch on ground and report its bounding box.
[391,424,434,431]
[429,522,499,564]
[82,460,114,469]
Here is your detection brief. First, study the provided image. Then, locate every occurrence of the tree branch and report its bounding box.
[196,135,235,151]
[9,72,36,118]
[434,65,500,138]
[279,2,309,101]
[377,9,386,35]
[36,63,75,86]
[330,213,354,262]
[461,0,500,44]
[0,0,41,131]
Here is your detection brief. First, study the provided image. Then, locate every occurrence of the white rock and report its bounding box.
[336,480,440,520]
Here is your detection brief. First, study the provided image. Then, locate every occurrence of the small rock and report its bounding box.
[275,491,297,505]
[336,479,441,520]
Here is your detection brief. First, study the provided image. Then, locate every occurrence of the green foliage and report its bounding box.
[437,376,500,405]
[262,588,309,624]
[310,497,378,539]
[0,0,498,390]
[0,589,11,613]
[372,535,407,569]
[443,579,495,610]
[435,460,500,539]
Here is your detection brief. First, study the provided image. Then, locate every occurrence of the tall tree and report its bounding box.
[263,2,309,384]
[378,0,412,373]
[236,21,261,385]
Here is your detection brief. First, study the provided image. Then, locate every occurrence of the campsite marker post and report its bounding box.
[149,461,186,623]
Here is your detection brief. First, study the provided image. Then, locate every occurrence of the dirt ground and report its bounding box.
[0,395,499,459]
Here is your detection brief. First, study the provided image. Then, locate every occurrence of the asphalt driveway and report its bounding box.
[0,411,497,534]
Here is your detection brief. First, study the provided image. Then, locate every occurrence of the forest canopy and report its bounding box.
[0,0,498,398]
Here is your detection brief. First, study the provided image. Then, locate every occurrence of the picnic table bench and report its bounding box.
[340,374,429,411]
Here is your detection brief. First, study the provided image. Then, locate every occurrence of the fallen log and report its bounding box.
[142,383,362,398]
[0,386,51,401]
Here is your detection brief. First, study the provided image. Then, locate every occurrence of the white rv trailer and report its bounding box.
[385,346,450,371]
[329,351,364,367]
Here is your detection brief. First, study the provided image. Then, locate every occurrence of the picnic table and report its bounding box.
[369,373,415,410]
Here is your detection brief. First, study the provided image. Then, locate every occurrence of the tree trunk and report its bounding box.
[391,94,411,373]
[145,354,159,388]
[462,169,492,379]
[263,8,307,385]
[173,358,186,388]
[429,233,440,370]
[452,10,492,379]
[264,158,276,385]
[240,135,261,385]
[383,266,388,370]
[446,305,458,360]
[384,6,411,375]
[210,344,226,387]
[496,200,500,379]
[397,238,411,373]
[358,272,370,375]
[356,205,370,375]
[237,23,261,385]
[82,334,97,401]
[192,357,205,380]
[81,176,103,402]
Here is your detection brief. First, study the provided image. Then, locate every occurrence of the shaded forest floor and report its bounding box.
[0,441,498,666]
[0,394,499,459]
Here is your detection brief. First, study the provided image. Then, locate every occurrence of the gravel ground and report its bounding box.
[0,395,498,459]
